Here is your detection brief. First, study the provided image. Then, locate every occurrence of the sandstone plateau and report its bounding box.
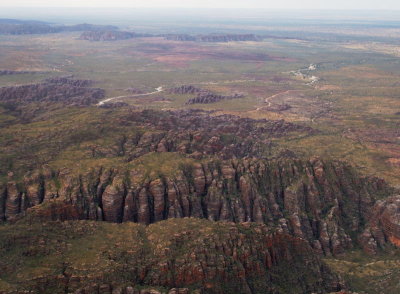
[1,157,395,257]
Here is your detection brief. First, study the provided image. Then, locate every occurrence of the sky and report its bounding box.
[1,0,399,10]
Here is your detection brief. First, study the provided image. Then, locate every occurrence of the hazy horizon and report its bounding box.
[1,7,400,23]
[1,0,400,10]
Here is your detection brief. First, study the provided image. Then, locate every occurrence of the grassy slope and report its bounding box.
[325,250,400,294]
[0,218,334,294]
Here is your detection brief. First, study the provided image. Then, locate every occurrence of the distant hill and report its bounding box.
[80,31,263,42]
[0,19,117,35]
[163,33,261,42]
[79,30,151,41]
[0,18,49,25]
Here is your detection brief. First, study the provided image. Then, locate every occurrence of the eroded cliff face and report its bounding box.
[360,195,400,254]
[0,218,343,294]
[0,158,392,256]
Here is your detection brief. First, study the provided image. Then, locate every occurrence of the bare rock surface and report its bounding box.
[360,195,400,253]
[1,157,393,256]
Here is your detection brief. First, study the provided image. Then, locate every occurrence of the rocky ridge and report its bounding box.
[79,31,150,41]
[360,195,400,254]
[0,218,343,293]
[108,109,313,160]
[78,32,261,43]
[167,85,204,95]
[0,20,117,35]
[0,157,394,256]
[186,92,244,104]
[167,85,244,104]
[0,70,39,75]
[163,34,261,42]
[0,77,105,107]
[0,108,314,182]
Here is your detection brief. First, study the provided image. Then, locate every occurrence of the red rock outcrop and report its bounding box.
[0,158,393,256]
[360,195,400,254]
